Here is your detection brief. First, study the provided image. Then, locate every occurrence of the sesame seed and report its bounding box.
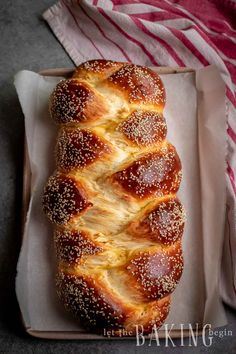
[56,128,112,172]
[118,110,167,146]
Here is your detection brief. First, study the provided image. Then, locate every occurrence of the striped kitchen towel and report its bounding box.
[43,0,236,308]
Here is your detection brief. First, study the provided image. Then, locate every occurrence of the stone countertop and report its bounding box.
[0,1,235,353]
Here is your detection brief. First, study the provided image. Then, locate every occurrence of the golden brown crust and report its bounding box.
[54,229,104,266]
[49,79,109,124]
[126,241,183,300]
[107,64,166,108]
[128,197,186,245]
[43,59,185,335]
[118,110,167,147]
[73,59,124,82]
[42,173,92,225]
[112,143,182,199]
[56,127,112,173]
[56,271,129,330]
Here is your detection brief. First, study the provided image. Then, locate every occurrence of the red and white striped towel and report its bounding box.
[43,0,236,309]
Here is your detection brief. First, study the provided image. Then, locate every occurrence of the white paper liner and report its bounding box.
[14,66,227,335]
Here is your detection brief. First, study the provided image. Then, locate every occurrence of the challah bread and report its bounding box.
[42,60,185,335]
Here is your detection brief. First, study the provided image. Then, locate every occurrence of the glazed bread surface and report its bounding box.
[43,60,185,335]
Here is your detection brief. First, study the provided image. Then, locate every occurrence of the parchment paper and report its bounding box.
[14,66,227,335]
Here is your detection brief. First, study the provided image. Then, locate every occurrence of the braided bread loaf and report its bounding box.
[42,60,185,335]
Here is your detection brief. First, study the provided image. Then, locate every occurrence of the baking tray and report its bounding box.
[21,66,200,340]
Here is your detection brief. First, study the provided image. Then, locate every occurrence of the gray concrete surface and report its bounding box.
[0,1,236,353]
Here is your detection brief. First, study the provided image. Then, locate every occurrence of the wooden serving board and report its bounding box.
[21,67,198,340]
